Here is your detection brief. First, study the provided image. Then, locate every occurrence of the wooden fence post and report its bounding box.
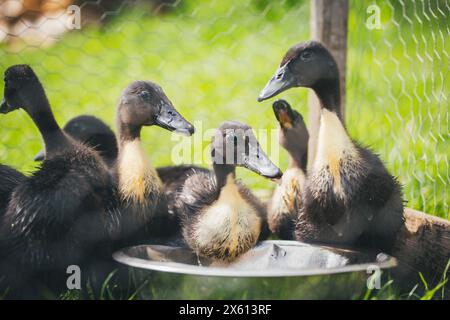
[308,0,348,168]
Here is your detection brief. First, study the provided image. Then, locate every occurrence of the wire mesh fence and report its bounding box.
[348,0,449,218]
[0,0,448,218]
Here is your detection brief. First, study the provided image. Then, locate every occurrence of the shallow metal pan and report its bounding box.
[113,240,397,299]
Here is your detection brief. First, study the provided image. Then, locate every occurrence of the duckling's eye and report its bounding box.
[138,91,151,100]
[300,51,312,61]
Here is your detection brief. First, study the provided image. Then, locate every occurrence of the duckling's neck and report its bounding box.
[213,164,236,190]
[117,121,141,145]
[25,96,71,157]
[312,78,341,119]
[117,122,162,205]
[314,108,357,195]
[288,149,308,172]
[216,174,241,208]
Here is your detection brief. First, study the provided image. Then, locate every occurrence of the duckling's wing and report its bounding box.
[354,146,405,245]
[157,165,209,194]
[158,165,210,215]
[174,171,218,222]
[102,183,122,242]
[0,164,26,216]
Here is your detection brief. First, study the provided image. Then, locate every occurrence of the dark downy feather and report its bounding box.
[0,164,26,217]
[0,145,121,298]
[296,143,404,249]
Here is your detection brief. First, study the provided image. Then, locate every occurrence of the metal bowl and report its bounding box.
[113,240,397,299]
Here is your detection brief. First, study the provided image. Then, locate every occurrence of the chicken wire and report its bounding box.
[0,0,448,219]
[348,0,449,218]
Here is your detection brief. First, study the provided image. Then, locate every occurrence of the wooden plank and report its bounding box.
[308,0,348,169]
[389,208,450,291]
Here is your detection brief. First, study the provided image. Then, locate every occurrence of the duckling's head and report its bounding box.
[117,81,194,138]
[258,41,339,101]
[0,64,46,114]
[273,99,309,170]
[211,121,282,179]
[34,115,118,162]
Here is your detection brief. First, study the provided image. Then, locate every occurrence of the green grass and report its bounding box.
[0,0,448,299]
[363,259,449,300]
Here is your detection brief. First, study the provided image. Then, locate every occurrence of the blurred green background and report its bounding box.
[0,0,448,222]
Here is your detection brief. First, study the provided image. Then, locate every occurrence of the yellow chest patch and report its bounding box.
[118,139,162,205]
[270,167,305,219]
[193,176,261,260]
[314,109,358,195]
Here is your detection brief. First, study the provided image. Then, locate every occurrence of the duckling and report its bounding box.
[268,99,309,240]
[0,164,26,217]
[258,41,404,248]
[114,80,194,247]
[34,115,118,166]
[174,121,282,261]
[0,65,119,296]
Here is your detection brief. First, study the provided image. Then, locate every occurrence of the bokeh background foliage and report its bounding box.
[0,0,448,219]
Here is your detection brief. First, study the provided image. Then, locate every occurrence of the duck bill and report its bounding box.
[257,64,295,102]
[154,103,195,136]
[244,143,282,179]
[0,98,15,114]
[273,99,295,129]
[34,149,45,161]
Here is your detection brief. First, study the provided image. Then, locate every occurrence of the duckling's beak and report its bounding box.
[0,98,13,114]
[154,103,195,136]
[244,142,282,179]
[258,64,296,102]
[34,149,45,161]
[273,99,295,129]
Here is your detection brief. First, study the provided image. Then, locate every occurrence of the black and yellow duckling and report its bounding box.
[174,121,282,261]
[114,80,194,247]
[34,115,118,167]
[0,65,119,297]
[268,99,309,240]
[258,41,404,248]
